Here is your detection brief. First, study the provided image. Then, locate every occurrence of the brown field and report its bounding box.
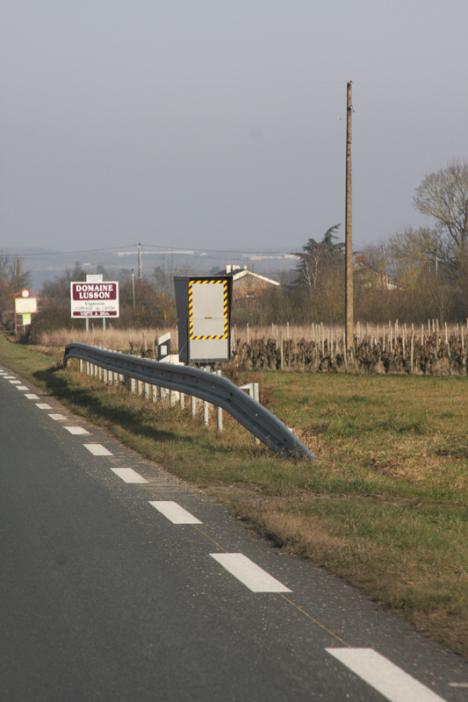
[35,321,468,376]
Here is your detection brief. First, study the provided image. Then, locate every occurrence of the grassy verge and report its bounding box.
[1,335,467,657]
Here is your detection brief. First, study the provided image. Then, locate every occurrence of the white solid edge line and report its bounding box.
[326,649,447,702]
[48,414,67,421]
[64,426,90,435]
[25,394,39,400]
[149,501,202,524]
[111,468,147,484]
[83,444,113,456]
[210,553,291,593]
[35,403,53,410]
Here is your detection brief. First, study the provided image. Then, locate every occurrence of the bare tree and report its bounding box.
[9,256,31,294]
[390,227,441,271]
[414,162,468,265]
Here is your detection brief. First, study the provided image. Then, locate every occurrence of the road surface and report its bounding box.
[1,365,467,701]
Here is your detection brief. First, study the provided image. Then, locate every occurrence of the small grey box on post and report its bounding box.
[174,276,232,365]
[157,332,171,361]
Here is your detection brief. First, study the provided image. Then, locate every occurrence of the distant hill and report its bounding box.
[2,246,298,290]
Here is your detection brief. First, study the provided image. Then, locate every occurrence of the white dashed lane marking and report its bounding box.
[64,426,90,436]
[326,648,447,702]
[210,553,291,593]
[36,403,53,410]
[4,376,16,380]
[149,501,202,524]
[49,414,68,421]
[25,394,40,400]
[9,380,20,385]
[16,385,29,391]
[84,444,113,456]
[111,468,147,484]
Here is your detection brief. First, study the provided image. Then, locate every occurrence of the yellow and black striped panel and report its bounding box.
[188,279,229,341]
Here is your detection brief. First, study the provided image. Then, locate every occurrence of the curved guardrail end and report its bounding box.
[62,342,313,461]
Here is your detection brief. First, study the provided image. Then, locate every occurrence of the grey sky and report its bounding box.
[1,0,467,254]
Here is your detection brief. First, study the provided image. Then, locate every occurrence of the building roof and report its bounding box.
[222,265,280,286]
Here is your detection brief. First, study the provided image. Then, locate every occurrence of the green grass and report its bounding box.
[1,335,467,657]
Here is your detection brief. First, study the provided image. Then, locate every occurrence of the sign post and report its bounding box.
[14,289,38,336]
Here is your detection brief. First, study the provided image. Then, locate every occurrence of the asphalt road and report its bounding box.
[1,366,467,701]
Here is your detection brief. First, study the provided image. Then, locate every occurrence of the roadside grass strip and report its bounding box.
[25,394,39,400]
[149,501,202,524]
[35,403,53,410]
[48,414,68,421]
[210,553,291,593]
[64,426,90,435]
[111,468,147,484]
[84,444,113,456]
[326,649,446,702]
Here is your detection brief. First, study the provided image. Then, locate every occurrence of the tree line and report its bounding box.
[1,161,467,331]
[235,162,468,325]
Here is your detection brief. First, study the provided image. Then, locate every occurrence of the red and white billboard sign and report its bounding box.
[70,281,120,318]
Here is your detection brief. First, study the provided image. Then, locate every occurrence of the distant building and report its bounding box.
[221,265,280,300]
[354,254,398,291]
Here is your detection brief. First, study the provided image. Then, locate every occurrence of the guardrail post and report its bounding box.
[79,359,83,374]
[215,370,223,432]
[204,401,210,427]
[191,395,197,417]
[216,405,223,432]
[180,393,185,409]
[253,383,261,444]
[253,382,260,403]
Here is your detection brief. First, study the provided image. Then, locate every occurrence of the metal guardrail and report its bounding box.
[63,343,313,460]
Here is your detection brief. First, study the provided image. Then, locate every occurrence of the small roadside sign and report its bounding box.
[15,297,37,314]
[22,313,32,326]
[70,281,120,318]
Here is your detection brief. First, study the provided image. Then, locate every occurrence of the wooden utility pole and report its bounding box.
[131,270,136,309]
[137,242,143,280]
[345,81,354,349]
